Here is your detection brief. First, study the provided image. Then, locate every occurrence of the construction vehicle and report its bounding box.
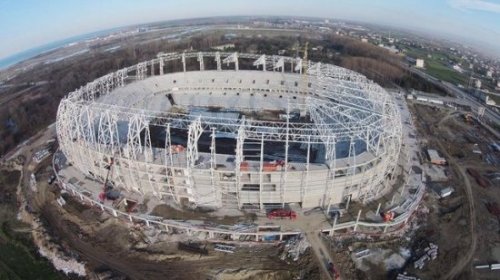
[263,160,286,171]
[98,158,115,202]
[327,261,341,279]
[380,211,395,222]
[170,144,185,154]
[267,209,297,220]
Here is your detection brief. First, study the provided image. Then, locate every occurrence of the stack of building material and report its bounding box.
[414,243,438,269]
[397,273,420,280]
[214,244,235,253]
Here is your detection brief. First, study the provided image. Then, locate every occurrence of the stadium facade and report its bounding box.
[56,52,402,211]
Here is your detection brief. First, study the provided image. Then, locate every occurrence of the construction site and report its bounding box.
[3,50,498,280]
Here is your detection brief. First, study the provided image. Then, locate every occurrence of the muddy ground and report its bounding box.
[28,168,320,280]
[325,103,500,280]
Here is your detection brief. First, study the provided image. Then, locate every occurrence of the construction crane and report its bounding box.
[302,41,309,72]
[98,157,114,202]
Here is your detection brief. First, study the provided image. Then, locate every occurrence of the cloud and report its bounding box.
[448,0,500,13]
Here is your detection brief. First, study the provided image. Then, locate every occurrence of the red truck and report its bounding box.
[267,209,297,220]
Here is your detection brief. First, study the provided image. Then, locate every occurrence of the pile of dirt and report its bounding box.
[150,204,255,224]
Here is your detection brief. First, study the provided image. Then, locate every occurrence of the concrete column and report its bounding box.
[182,53,186,72]
[100,204,104,211]
[345,195,351,211]
[112,209,117,217]
[279,234,283,241]
[159,59,164,75]
[353,209,362,231]
[128,215,133,222]
[329,215,338,237]
[146,220,150,227]
[376,203,381,215]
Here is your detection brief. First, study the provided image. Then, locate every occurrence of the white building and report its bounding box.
[475,79,482,89]
[427,149,446,165]
[416,59,425,68]
[439,187,454,198]
[452,64,463,73]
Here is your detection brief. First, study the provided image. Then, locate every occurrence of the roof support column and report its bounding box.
[259,135,264,210]
[280,99,290,208]
[159,58,164,75]
[215,52,221,71]
[182,52,186,72]
[210,127,221,207]
[234,117,246,209]
[165,124,178,202]
[198,52,204,71]
[187,117,202,205]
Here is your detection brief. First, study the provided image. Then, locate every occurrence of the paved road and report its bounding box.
[404,64,500,124]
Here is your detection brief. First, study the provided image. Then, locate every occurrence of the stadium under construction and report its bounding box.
[55,51,403,212]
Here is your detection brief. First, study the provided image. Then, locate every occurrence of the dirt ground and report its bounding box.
[28,170,319,280]
[404,104,499,279]
[322,103,500,280]
[0,119,320,280]
[40,200,319,279]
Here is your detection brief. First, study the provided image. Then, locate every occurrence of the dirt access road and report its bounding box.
[272,210,337,279]
[306,232,335,280]
[436,112,477,280]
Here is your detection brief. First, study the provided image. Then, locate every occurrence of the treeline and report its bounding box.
[0,34,226,156]
[233,34,447,93]
[0,31,444,156]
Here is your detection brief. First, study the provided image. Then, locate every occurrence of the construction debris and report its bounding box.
[30,173,37,192]
[214,244,235,253]
[414,243,438,269]
[281,234,310,261]
[56,197,66,207]
[397,272,420,280]
[353,248,371,259]
[33,148,52,163]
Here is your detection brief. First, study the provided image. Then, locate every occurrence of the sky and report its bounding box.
[1,0,500,59]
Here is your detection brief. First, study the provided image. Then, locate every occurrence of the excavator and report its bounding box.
[98,157,115,202]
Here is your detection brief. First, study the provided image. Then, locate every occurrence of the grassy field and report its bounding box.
[0,229,65,280]
[425,59,468,86]
[405,46,468,86]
